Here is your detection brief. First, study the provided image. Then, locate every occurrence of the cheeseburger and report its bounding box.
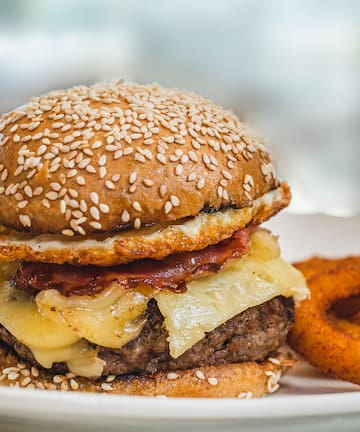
[0,81,307,397]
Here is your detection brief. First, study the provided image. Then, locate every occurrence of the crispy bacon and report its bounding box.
[12,228,251,297]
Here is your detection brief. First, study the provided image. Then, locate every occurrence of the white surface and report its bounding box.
[0,214,359,432]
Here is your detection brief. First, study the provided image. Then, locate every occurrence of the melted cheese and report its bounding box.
[36,284,150,348]
[31,341,105,377]
[155,230,308,357]
[0,230,308,377]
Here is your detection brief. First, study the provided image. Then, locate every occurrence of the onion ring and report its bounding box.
[288,256,360,384]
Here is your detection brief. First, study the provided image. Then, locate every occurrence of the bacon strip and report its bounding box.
[12,228,251,297]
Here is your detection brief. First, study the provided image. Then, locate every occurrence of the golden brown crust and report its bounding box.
[0,342,286,397]
[0,183,290,265]
[0,81,279,236]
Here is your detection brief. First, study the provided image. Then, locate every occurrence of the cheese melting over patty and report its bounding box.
[0,230,308,377]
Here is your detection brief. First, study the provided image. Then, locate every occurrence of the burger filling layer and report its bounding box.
[0,229,308,377]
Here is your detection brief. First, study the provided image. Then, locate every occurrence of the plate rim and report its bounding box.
[0,386,359,420]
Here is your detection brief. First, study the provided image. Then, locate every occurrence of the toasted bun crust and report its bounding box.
[0,183,289,265]
[0,81,279,236]
[0,342,286,397]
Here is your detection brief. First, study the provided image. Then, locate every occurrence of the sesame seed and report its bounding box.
[121,209,130,223]
[31,367,39,377]
[21,377,32,387]
[53,375,63,384]
[67,169,77,178]
[134,217,141,229]
[90,206,100,220]
[129,171,137,184]
[175,164,183,176]
[86,165,96,174]
[105,180,115,190]
[196,178,205,189]
[32,132,43,140]
[167,372,179,380]
[50,182,61,191]
[143,178,154,187]
[76,176,86,186]
[18,200,28,209]
[237,391,253,399]
[132,201,142,212]
[99,203,110,213]
[222,169,232,180]
[105,375,116,383]
[269,357,281,365]
[89,221,102,230]
[101,383,113,392]
[1,169,8,181]
[70,379,79,390]
[90,192,99,205]
[98,155,107,166]
[170,195,180,207]
[135,153,146,163]
[99,167,107,178]
[19,214,31,227]
[207,377,218,386]
[159,184,167,197]
[8,372,19,381]
[114,150,123,159]
[24,185,33,197]
[156,153,166,164]
[41,199,51,208]
[195,370,205,380]
[46,191,58,200]
[60,200,66,214]
[164,201,172,214]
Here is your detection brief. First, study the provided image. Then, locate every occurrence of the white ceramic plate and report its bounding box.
[0,214,359,432]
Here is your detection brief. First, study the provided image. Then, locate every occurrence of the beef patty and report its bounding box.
[0,296,294,376]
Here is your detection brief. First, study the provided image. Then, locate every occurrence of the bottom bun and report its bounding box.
[0,344,291,397]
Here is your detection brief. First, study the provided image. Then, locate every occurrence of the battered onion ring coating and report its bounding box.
[289,256,360,385]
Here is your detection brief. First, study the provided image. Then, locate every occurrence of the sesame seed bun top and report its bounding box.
[0,80,280,236]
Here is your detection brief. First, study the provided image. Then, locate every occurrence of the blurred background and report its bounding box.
[0,0,359,215]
